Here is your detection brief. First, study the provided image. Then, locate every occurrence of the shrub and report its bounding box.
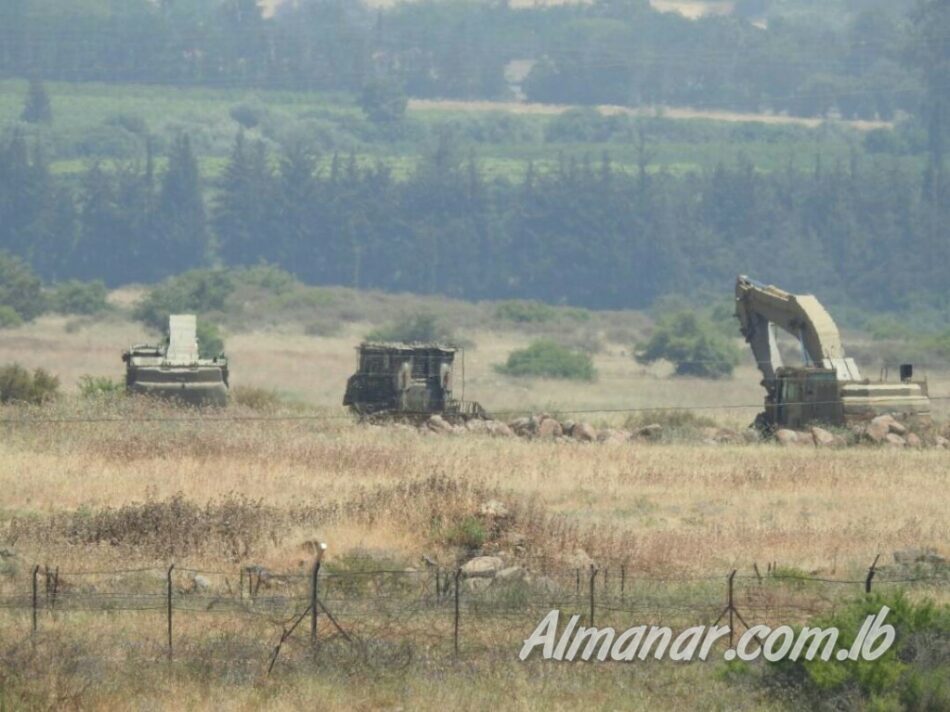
[443,516,487,550]
[78,375,123,398]
[0,305,23,329]
[764,592,950,711]
[366,312,454,344]
[229,101,269,129]
[495,340,596,381]
[636,311,741,379]
[49,280,109,315]
[0,251,46,321]
[238,264,298,295]
[133,270,235,330]
[196,321,225,359]
[0,364,59,404]
[494,300,557,324]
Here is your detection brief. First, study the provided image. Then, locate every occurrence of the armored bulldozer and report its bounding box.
[343,342,488,422]
[735,276,930,430]
[123,314,229,406]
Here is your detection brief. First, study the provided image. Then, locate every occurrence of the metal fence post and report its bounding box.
[31,565,39,638]
[166,564,175,662]
[453,568,461,658]
[620,564,626,602]
[588,565,597,626]
[310,558,321,645]
[727,570,736,647]
[865,554,880,594]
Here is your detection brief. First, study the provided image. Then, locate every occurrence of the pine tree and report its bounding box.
[20,78,52,124]
[156,134,207,277]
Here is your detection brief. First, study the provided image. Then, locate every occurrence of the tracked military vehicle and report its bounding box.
[343,342,487,422]
[123,314,229,406]
[735,276,930,430]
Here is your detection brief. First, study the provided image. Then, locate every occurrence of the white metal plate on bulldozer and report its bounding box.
[166,314,199,365]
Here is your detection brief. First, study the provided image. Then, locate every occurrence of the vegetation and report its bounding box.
[196,321,225,359]
[77,375,123,399]
[20,77,51,124]
[366,313,455,345]
[496,340,596,381]
[0,251,45,321]
[133,271,234,330]
[636,312,741,379]
[763,592,950,710]
[48,280,109,315]
[0,363,59,404]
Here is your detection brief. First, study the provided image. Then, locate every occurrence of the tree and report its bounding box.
[0,251,46,321]
[214,131,274,266]
[359,78,408,124]
[636,311,741,379]
[20,78,52,124]
[156,134,208,277]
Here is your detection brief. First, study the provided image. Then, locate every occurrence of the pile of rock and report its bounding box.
[774,414,948,449]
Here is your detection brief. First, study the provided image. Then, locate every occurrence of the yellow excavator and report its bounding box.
[735,276,930,430]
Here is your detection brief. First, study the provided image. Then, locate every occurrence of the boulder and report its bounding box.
[464,577,492,593]
[597,429,630,446]
[461,556,504,578]
[865,418,890,443]
[637,424,663,440]
[811,427,838,448]
[465,419,490,434]
[774,429,799,446]
[561,420,576,436]
[191,574,212,593]
[536,418,563,439]
[935,436,949,450]
[884,433,906,448]
[427,415,454,434]
[486,421,514,438]
[905,432,923,449]
[572,422,597,442]
[509,417,534,437]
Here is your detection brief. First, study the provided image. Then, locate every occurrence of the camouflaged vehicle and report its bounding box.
[735,276,930,430]
[343,342,487,422]
[123,314,229,406]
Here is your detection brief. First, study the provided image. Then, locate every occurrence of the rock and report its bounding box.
[600,429,631,446]
[637,424,663,440]
[479,500,510,519]
[865,418,890,443]
[774,429,799,446]
[905,432,922,449]
[486,421,514,438]
[561,420,576,436]
[191,574,211,593]
[427,415,454,434]
[536,418,563,439]
[572,422,597,442]
[464,577,492,593]
[811,426,838,448]
[465,419,490,434]
[742,429,762,444]
[509,417,534,437]
[461,556,504,578]
[935,436,949,450]
[884,433,906,448]
[494,566,528,583]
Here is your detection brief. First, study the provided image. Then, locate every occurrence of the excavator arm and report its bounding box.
[734,276,862,387]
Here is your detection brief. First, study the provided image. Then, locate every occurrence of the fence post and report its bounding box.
[453,568,461,658]
[575,569,580,598]
[166,564,175,662]
[588,565,598,626]
[31,565,39,638]
[727,570,736,647]
[865,554,881,594]
[435,566,441,599]
[620,564,626,602]
[310,558,321,646]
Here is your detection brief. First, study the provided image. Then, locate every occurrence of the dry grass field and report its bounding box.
[0,297,948,710]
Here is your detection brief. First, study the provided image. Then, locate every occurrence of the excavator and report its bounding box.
[735,276,931,430]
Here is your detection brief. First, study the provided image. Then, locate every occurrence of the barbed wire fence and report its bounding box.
[1,554,946,674]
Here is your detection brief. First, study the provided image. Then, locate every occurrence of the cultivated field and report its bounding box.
[0,297,947,709]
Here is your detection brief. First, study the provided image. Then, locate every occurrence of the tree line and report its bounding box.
[0,0,936,122]
[1,128,948,315]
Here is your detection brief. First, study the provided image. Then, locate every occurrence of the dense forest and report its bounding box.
[1,126,947,313]
[0,0,928,119]
[0,0,948,318]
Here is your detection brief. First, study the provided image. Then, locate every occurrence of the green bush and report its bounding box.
[496,340,596,381]
[443,517,487,550]
[133,270,235,330]
[78,375,123,398]
[636,311,741,379]
[765,592,950,711]
[0,251,46,321]
[366,312,454,344]
[0,305,23,329]
[0,364,59,404]
[494,300,558,323]
[196,321,225,359]
[49,280,109,315]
